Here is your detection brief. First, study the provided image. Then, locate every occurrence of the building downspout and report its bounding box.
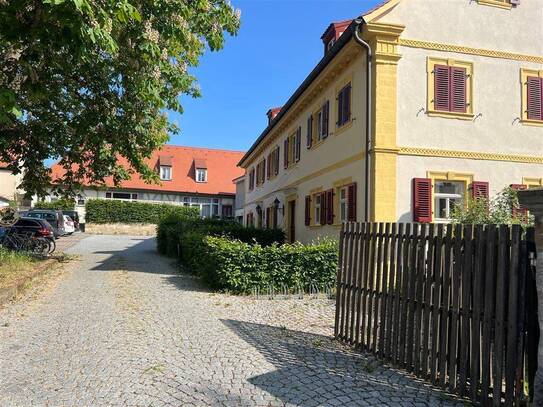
[353,19,372,222]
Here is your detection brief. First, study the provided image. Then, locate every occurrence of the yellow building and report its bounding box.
[238,0,543,243]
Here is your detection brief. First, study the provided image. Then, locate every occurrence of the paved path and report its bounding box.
[0,235,465,407]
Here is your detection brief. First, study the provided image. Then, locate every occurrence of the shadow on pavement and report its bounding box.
[222,319,457,407]
[88,236,210,293]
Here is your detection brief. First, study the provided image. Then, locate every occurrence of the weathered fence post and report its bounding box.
[519,188,543,405]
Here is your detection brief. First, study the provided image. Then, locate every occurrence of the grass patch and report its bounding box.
[0,248,40,290]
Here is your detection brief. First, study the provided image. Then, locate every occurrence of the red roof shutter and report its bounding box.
[322,100,330,138]
[326,189,334,225]
[527,76,543,120]
[434,65,451,112]
[305,195,311,226]
[471,181,489,200]
[347,182,357,222]
[284,138,289,169]
[295,127,301,162]
[451,67,467,113]
[306,115,313,149]
[413,178,432,223]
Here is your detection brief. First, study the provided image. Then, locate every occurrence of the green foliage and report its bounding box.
[156,212,337,294]
[197,236,339,293]
[156,213,285,259]
[450,187,534,226]
[86,199,199,224]
[34,198,75,211]
[0,0,241,198]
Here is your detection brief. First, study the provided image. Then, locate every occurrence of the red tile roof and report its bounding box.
[51,145,245,196]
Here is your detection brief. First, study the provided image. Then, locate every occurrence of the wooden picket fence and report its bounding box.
[334,222,538,406]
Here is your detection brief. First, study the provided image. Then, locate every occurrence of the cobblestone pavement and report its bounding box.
[0,235,466,407]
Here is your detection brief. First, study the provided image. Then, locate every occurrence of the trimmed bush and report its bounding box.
[34,199,75,211]
[86,199,199,224]
[156,212,336,294]
[197,236,339,293]
[156,214,285,259]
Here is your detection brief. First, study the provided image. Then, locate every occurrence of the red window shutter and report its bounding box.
[306,115,313,149]
[326,189,334,225]
[471,181,489,200]
[450,67,467,113]
[347,183,357,222]
[266,154,271,180]
[527,76,543,120]
[295,127,301,162]
[283,138,289,169]
[413,178,432,223]
[304,195,311,226]
[434,65,451,112]
[262,158,266,183]
[337,90,343,126]
[344,84,352,122]
[510,184,528,220]
[322,100,330,138]
[319,192,326,225]
[274,147,279,175]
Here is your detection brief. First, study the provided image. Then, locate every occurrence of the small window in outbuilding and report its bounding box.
[196,168,207,183]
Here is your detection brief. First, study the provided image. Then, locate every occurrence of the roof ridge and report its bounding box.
[161,144,245,154]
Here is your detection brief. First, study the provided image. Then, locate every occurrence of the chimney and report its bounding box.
[321,20,352,56]
[266,107,282,125]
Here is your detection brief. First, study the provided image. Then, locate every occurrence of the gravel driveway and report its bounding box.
[0,235,464,407]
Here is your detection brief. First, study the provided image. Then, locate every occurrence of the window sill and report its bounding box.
[335,120,353,136]
[477,0,512,10]
[427,110,474,121]
[310,139,326,150]
[520,119,543,127]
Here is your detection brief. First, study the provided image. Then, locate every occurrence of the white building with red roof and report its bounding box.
[48,145,245,223]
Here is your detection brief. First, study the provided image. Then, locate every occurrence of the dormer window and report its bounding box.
[321,20,352,56]
[160,165,172,181]
[196,168,207,183]
[194,158,207,183]
[158,155,173,181]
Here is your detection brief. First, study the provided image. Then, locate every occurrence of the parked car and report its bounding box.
[1,218,56,254]
[6,217,55,238]
[26,210,65,238]
[62,210,80,230]
[63,215,75,235]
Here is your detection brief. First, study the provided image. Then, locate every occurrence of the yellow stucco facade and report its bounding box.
[239,0,543,241]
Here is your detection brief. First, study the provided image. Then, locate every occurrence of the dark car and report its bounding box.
[62,210,80,230]
[6,217,55,238]
[26,210,65,238]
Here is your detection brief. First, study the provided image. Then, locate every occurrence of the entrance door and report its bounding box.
[288,200,296,243]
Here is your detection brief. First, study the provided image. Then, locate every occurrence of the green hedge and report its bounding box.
[156,213,285,260]
[86,199,199,224]
[34,199,75,211]
[156,213,337,294]
[197,236,338,293]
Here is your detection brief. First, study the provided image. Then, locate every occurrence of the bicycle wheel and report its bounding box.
[48,238,56,255]
[30,238,50,256]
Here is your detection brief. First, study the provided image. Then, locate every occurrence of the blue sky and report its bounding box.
[168,0,382,152]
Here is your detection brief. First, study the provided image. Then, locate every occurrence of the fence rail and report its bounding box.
[334,222,538,406]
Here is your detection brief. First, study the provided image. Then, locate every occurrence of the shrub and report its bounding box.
[86,199,199,224]
[34,199,75,211]
[156,214,285,260]
[197,236,339,293]
[451,187,534,227]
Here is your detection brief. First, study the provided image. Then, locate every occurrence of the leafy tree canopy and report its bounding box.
[0,0,240,197]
